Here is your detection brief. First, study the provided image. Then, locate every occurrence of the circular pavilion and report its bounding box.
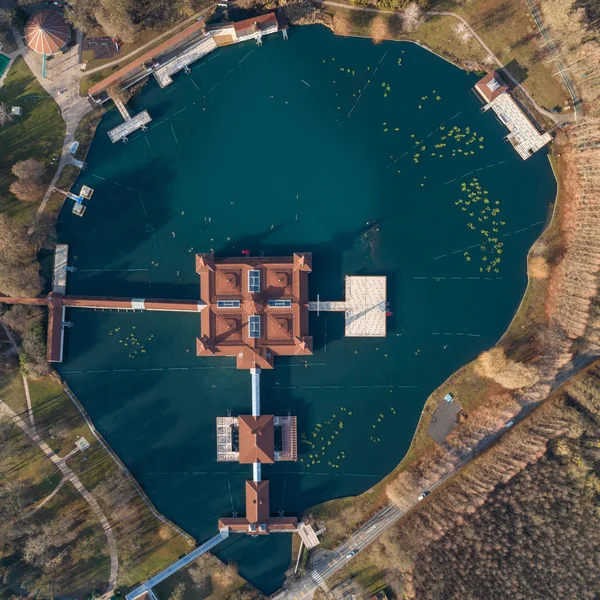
[24,10,71,55]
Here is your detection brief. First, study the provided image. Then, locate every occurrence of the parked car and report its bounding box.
[345,549,359,559]
[505,419,515,428]
[444,393,454,403]
[418,491,430,501]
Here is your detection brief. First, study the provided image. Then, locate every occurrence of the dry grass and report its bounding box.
[529,255,550,279]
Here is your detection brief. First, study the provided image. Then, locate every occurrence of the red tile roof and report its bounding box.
[474,71,508,103]
[87,20,207,96]
[246,480,270,523]
[233,13,278,34]
[238,415,274,464]
[196,253,313,369]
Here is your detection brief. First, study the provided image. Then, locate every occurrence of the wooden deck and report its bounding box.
[308,276,387,337]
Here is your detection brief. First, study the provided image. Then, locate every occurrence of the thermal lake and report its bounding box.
[57,24,556,592]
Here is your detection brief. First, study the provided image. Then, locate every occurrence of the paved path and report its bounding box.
[273,352,597,600]
[2,22,93,233]
[316,0,564,124]
[0,399,119,598]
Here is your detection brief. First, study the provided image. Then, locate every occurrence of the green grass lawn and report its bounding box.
[0,56,65,226]
[324,0,569,112]
[0,368,27,415]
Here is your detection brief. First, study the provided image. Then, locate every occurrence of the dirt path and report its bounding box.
[0,320,35,429]
[317,0,562,124]
[0,399,119,598]
[27,476,68,516]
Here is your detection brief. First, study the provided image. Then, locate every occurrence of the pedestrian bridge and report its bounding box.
[125,531,228,600]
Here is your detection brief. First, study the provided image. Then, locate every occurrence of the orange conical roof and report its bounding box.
[25,10,70,55]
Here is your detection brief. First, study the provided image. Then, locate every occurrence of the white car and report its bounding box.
[505,419,515,428]
[418,491,430,501]
[345,549,359,559]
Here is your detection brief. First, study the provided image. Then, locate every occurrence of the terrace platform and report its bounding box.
[474,71,552,160]
[107,109,152,143]
[308,276,387,337]
[52,244,69,294]
[153,35,218,88]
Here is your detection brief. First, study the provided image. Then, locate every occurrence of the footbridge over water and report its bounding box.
[125,531,229,600]
[0,245,206,363]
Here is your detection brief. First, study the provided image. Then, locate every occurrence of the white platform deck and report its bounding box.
[308,276,387,338]
[108,110,152,143]
[52,244,69,294]
[153,35,218,88]
[484,93,552,160]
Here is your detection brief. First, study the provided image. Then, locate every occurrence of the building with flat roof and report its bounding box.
[196,252,313,369]
[474,71,552,160]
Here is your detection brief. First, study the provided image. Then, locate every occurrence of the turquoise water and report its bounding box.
[57,26,555,592]
[0,54,9,78]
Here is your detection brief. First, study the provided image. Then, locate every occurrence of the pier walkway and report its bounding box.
[125,531,228,600]
[154,35,217,88]
[308,276,387,337]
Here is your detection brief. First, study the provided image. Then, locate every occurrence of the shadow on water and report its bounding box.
[220,218,392,350]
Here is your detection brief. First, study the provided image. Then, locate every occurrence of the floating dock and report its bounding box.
[153,35,218,88]
[308,276,387,337]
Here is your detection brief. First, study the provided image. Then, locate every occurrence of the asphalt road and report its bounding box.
[273,353,597,600]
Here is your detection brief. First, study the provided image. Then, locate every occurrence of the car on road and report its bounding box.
[505,419,515,428]
[345,549,359,559]
[418,491,430,501]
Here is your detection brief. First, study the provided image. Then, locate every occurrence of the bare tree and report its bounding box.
[9,179,45,203]
[11,159,46,182]
[333,12,352,36]
[0,102,13,127]
[370,15,391,44]
[475,347,539,389]
[168,582,186,600]
[403,3,424,32]
[453,21,473,44]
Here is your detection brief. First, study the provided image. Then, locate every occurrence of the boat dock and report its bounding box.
[308,276,387,337]
[153,35,217,88]
[107,98,152,143]
[52,244,69,294]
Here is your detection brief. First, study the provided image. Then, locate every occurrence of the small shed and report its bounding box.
[11,106,23,116]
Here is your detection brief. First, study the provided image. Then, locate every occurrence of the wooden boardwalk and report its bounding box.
[308,276,387,337]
